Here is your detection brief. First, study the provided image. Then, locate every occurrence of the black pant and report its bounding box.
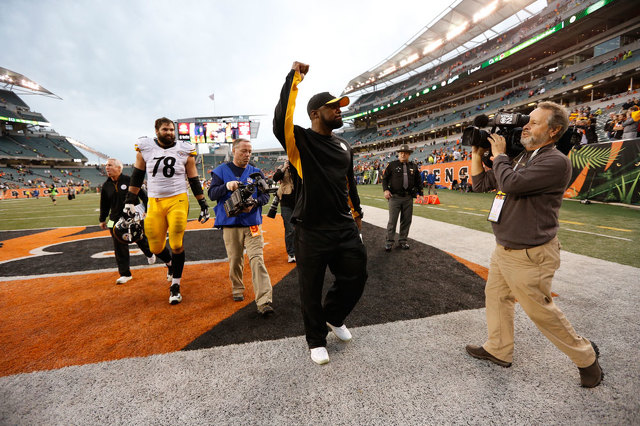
[109,228,153,277]
[295,223,368,348]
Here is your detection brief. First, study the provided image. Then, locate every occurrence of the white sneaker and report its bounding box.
[310,347,330,365]
[327,322,352,342]
[288,255,296,263]
[116,276,132,285]
[147,254,156,265]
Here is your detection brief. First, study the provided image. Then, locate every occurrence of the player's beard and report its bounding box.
[158,133,175,146]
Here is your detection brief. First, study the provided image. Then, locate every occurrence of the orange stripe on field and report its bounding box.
[0,219,218,263]
[0,218,293,377]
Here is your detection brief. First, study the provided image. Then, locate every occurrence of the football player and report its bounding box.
[123,117,210,305]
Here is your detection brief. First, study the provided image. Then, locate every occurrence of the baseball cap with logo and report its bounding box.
[307,92,350,117]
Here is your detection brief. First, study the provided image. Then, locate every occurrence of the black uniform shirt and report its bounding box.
[99,174,147,223]
[382,160,423,197]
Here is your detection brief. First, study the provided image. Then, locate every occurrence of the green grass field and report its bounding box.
[1,187,638,267]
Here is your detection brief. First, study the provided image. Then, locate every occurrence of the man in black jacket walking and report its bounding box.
[382,144,423,251]
[99,158,172,284]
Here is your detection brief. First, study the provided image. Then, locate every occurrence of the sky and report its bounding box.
[1,0,454,164]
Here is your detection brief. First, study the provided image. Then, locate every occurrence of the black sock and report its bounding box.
[157,246,172,264]
[172,251,185,279]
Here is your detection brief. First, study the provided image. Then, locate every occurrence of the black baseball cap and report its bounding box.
[307,92,350,117]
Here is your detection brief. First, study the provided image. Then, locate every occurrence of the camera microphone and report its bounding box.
[473,114,490,127]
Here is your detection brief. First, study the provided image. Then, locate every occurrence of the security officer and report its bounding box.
[382,144,423,251]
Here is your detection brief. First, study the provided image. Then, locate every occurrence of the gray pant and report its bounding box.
[386,195,413,243]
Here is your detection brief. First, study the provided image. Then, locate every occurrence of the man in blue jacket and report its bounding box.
[208,138,274,316]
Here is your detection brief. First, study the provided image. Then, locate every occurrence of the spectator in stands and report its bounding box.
[603,112,617,139]
[467,101,602,388]
[99,158,170,285]
[272,160,296,263]
[382,144,423,251]
[273,61,367,365]
[611,113,626,139]
[621,106,640,139]
[208,138,274,316]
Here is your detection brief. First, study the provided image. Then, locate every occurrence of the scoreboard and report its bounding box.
[177,121,251,144]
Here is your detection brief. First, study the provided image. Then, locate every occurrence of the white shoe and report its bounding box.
[310,347,329,365]
[327,322,352,342]
[287,255,296,263]
[116,276,132,285]
[147,254,156,265]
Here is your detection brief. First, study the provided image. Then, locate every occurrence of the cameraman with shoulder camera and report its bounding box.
[209,138,274,316]
[466,101,602,388]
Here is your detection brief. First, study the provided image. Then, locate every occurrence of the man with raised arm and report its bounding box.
[273,61,367,365]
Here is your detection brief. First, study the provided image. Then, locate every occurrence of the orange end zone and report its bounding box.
[0,218,294,377]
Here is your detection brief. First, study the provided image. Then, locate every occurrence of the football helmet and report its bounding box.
[113,213,144,244]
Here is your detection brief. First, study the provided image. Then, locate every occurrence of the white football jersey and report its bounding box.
[135,137,196,198]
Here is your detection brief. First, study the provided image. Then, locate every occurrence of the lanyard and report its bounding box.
[513,148,540,171]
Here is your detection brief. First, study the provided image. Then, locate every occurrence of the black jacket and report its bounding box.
[382,160,423,197]
[273,69,362,229]
[99,174,147,223]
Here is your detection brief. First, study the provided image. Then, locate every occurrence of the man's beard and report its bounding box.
[521,133,544,150]
[324,117,343,130]
[158,134,174,145]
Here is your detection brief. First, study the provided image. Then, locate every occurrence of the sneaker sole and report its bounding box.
[311,357,329,365]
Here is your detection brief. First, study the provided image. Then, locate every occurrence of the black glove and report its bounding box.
[198,198,210,224]
[123,192,138,218]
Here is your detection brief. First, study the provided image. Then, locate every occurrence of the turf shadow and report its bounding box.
[183,221,486,350]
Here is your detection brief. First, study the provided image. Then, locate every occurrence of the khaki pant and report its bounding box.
[483,237,596,368]
[222,226,272,307]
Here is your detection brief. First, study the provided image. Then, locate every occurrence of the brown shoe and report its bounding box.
[257,302,275,317]
[579,342,603,388]
[465,344,512,368]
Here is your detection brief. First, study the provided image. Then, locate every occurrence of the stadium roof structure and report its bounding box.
[0,67,61,99]
[342,0,542,94]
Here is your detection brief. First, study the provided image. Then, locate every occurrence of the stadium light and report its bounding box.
[473,1,498,23]
[400,53,420,68]
[423,39,443,55]
[446,22,468,41]
[583,84,593,89]
[379,65,397,78]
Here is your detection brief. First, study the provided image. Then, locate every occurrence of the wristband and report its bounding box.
[124,191,137,205]
[188,176,204,197]
[130,167,145,188]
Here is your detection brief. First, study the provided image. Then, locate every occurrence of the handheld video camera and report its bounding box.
[223,172,277,217]
[462,111,579,164]
[461,112,529,158]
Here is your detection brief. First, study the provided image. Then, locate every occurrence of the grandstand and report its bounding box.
[0,69,120,195]
[339,0,640,177]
